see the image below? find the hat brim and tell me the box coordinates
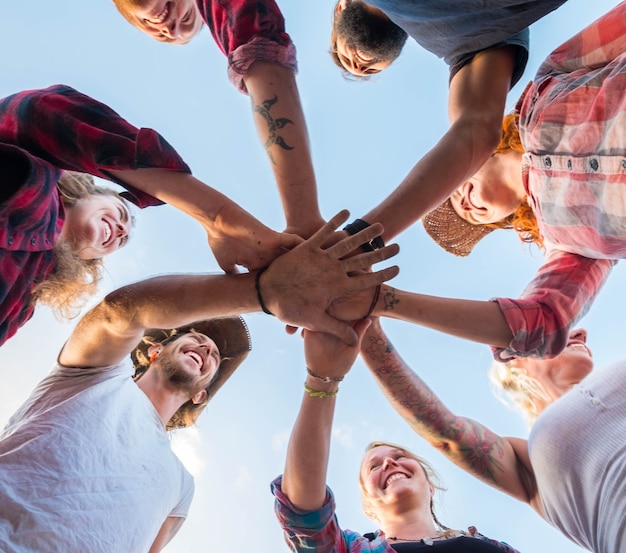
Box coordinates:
[422,198,495,257]
[131,316,251,403]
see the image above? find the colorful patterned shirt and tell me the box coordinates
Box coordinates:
[492,3,626,359]
[197,0,297,93]
[272,476,519,553]
[0,84,190,346]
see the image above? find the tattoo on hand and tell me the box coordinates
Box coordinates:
[252,94,294,164]
[383,287,399,312]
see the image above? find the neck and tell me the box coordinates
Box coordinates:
[380,511,438,542]
[135,369,187,427]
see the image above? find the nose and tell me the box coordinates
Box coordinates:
[382,456,399,470]
[116,222,128,239]
[351,58,369,75]
[160,21,179,39]
[570,328,588,343]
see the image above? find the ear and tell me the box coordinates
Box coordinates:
[147,343,162,357]
[337,0,350,13]
[191,389,208,405]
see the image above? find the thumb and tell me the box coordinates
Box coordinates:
[314,314,358,346]
[278,232,304,252]
[219,260,241,274]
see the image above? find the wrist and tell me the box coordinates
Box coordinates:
[343,218,385,252]
[304,376,339,396]
[254,267,274,316]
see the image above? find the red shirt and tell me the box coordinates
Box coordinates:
[197,0,297,92]
[0,84,190,346]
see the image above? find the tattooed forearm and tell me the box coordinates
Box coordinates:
[382,286,399,312]
[251,94,294,164]
[362,331,504,483]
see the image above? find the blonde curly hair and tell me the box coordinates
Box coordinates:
[490,360,551,426]
[30,172,131,320]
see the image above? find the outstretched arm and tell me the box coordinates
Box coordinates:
[360,319,536,505]
[245,62,325,238]
[329,283,512,348]
[360,47,516,241]
[60,212,399,368]
[108,168,301,273]
[282,319,371,511]
[203,0,324,238]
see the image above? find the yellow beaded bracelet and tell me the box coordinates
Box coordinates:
[304,382,338,398]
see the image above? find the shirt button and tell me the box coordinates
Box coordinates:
[544,157,552,168]
[590,158,599,170]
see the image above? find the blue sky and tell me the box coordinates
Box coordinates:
[1,0,622,551]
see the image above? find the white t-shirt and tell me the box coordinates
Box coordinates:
[0,359,194,553]
[529,361,626,553]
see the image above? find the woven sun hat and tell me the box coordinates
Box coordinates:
[422,198,495,257]
[131,316,251,403]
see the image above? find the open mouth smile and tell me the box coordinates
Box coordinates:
[384,472,408,488]
[148,3,171,23]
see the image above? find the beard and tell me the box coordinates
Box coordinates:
[336,2,408,64]
[158,357,208,396]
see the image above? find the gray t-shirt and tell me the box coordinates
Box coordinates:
[368,0,568,84]
[0,359,194,552]
[529,361,626,552]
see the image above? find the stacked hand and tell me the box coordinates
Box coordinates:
[261,210,399,345]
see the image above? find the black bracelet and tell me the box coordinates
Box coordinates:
[343,218,385,251]
[254,267,274,316]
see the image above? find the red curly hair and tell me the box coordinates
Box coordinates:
[486,113,544,249]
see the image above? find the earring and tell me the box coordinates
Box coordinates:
[149,352,158,364]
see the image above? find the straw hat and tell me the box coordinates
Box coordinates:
[131,316,251,403]
[422,198,495,257]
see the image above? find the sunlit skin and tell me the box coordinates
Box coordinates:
[515,328,593,408]
[151,332,221,389]
[449,151,525,225]
[60,194,132,259]
[335,35,393,75]
[130,0,203,44]
[360,446,433,515]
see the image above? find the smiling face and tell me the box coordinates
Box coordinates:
[114,0,203,44]
[332,0,407,76]
[360,445,434,519]
[153,331,221,395]
[60,194,132,260]
[515,329,593,398]
[449,152,526,226]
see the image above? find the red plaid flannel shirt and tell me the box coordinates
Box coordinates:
[0,84,190,346]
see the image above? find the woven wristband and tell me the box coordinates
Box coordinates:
[306,367,344,383]
[304,383,338,398]
[254,267,274,316]
[343,218,385,251]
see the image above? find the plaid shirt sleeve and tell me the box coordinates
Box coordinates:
[272,476,350,553]
[0,84,191,208]
[197,0,297,93]
[491,249,615,360]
